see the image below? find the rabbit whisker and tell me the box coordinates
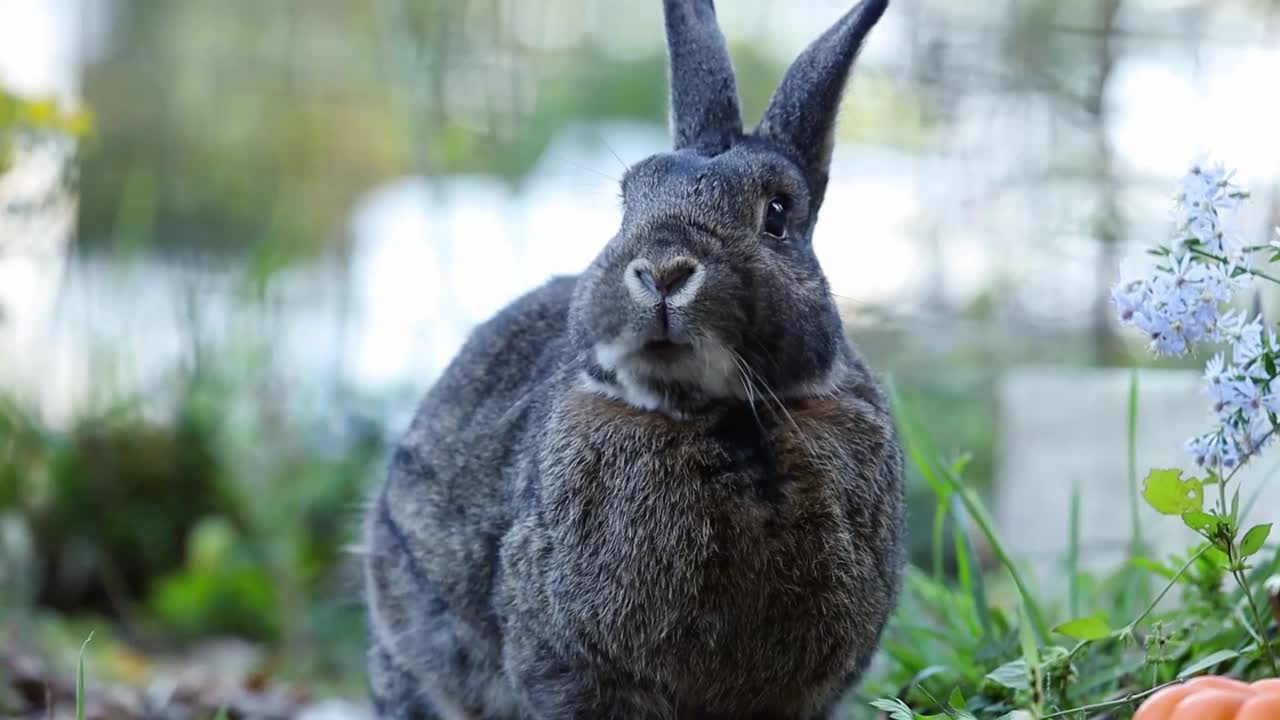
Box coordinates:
[730,348,823,458]
[728,352,763,431]
[731,349,799,432]
[599,136,629,172]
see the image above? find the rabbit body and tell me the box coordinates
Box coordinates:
[366,280,902,720]
[365,1,903,718]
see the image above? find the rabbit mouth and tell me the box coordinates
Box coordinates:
[639,339,694,363]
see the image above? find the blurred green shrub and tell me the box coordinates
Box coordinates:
[148,515,279,640]
[0,388,235,616]
[0,370,384,652]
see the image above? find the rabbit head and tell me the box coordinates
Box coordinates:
[569,0,889,415]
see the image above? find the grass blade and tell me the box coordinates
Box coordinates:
[77,631,94,720]
[932,495,948,582]
[1069,483,1081,618]
[943,464,1050,644]
[884,377,952,583]
[889,381,1050,644]
[953,496,992,638]
[1127,369,1142,556]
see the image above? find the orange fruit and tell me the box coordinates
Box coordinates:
[1167,689,1252,720]
[1134,684,1202,720]
[1237,695,1280,720]
[1182,676,1254,693]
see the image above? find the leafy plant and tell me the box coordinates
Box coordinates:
[859,383,1278,719]
[858,162,1280,719]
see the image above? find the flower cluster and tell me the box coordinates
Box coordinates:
[1111,257,1239,357]
[1112,164,1252,358]
[1114,163,1280,471]
[1186,333,1277,469]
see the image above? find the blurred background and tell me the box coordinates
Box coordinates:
[2,0,1280,717]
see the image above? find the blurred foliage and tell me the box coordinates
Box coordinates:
[77,2,404,256]
[74,0,929,260]
[0,88,92,174]
[2,390,233,614]
[0,361,382,686]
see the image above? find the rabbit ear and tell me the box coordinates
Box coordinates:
[663,0,743,154]
[755,0,888,209]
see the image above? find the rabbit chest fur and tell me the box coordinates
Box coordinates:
[500,379,902,718]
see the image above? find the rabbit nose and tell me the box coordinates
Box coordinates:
[654,262,696,296]
[625,257,704,306]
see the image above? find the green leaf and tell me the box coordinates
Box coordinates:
[905,665,952,688]
[1203,544,1231,568]
[1052,614,1113,641]
[1176,649,1241,679]
[985,658,1030,690]
[1018,603,1040,669]
[1142,469,1204,515]
[948,687,965,711]
[1240,523,1272,558]
[1182,511,1218,534]
[869,698,916,720]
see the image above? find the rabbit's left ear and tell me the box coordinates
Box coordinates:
[663,0,743,155]
[755,0,888,211]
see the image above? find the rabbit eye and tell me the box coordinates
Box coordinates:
[763,198,788,239]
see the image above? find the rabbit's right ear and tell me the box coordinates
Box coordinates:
[755,0,888,212]
[663,0,743,155]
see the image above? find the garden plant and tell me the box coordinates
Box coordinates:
[865,164,1280,719]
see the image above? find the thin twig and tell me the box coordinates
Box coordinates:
[1211,443,1279,672]
[1124,544,1210,631]
[1230,563,1280,674]
[1041,679,1183,719]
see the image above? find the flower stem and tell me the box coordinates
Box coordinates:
[1229,558,1280,675]
[1188,247,1280,285]
[1125,545,1210,632]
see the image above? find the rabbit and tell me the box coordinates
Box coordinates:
[362,0,905,718]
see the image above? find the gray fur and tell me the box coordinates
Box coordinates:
[664,0,742,154]
[364,2,902,718]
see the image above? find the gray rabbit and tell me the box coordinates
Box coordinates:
[363,1,904,718]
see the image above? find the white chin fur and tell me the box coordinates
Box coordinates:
[593,338,737,405]
[585,339,846,414]
[578,369,672,415]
